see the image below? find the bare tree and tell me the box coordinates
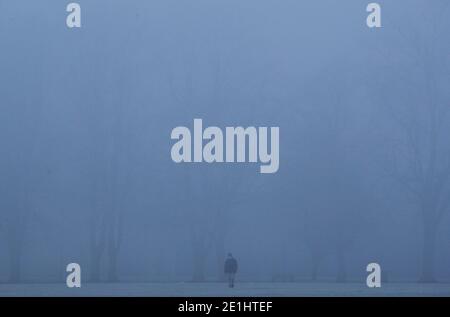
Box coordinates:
[376,2,450,282]
[84,37,133,283]
[3,52,46,283]
[168,53,258,281]
[298,63,371,282]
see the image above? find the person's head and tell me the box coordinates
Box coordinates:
[227,253,233,258]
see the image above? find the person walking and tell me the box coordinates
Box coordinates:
[224,253,238,288]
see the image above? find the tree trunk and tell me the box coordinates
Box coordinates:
[419,221,438,282]
[310,252,320,281]
[193,256,206,282]
[8,243,22,283]
[107,244,119,282]
[215,237,226,282]
[336,248,347,283]
[90,249,102,282]
[192,242,207,282]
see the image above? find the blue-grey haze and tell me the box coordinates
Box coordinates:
[0,0,449,291]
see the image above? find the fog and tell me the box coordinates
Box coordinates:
[0,0,450,285]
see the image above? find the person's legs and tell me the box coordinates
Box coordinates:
[231,273,235,288]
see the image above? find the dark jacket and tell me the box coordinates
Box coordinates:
[224,257,238,274]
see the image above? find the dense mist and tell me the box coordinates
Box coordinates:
[0,0,449,287]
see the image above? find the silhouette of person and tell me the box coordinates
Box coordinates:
[224,253,238,288]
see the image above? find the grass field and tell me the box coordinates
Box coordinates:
[0,282,449,297]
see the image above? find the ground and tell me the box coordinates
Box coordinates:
[0,282,449,296]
